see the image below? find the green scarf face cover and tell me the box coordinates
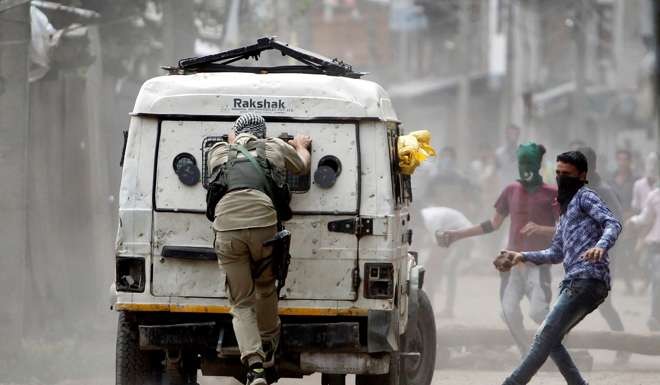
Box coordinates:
[517,142,543,192]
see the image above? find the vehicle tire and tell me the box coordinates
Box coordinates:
[400,290,436,385]
[116,312,164,385]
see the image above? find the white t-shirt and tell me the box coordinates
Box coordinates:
[630,188,660,244]
[632,177,655,212]
[420,207,472,238]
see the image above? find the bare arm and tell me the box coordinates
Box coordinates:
[536,226,556,237]
[288,134,312,173]
[520,222,556,238]
[628,193,656,228]
[437,211,505,247]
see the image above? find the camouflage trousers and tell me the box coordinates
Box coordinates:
[215,225,280,363]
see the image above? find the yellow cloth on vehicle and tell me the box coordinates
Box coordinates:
[397,130,436,175]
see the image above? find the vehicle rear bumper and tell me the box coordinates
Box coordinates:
[138,321,364,352]
[139,321,391,376]
[114,301,370,316]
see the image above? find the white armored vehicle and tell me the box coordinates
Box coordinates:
[112,37,435,385]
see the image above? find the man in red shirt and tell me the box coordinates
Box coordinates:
[439,142,559,356]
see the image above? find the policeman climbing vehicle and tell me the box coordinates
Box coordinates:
[112,37,435,385]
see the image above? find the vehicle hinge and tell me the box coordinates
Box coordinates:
[328,217,385,237]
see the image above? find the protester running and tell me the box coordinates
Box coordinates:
[439,142,558,356]
[498,150,622,385]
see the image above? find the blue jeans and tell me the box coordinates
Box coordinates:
[503,278,608,385]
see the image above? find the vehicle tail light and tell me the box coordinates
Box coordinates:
[116,257,145,292]
[364,263,394,299]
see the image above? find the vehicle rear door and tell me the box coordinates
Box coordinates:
[151,119,360,300]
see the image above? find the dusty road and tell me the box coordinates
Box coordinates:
[200,265,660,385]
[199,370,660,384]
[5,369,658,385]
[2,273,658,385]
[146,369,660,385]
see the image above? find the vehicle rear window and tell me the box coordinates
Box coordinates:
[201,134,310,193]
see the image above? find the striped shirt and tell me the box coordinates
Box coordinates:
[522,187,622,289]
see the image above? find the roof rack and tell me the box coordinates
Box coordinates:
[164,37,366,79]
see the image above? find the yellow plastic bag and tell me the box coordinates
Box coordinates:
[397,130,436,175]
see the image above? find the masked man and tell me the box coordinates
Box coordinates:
[500,151,622,385]
[439,142,559,356]
[207,113,311,385]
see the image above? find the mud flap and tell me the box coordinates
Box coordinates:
[367,309,399,352]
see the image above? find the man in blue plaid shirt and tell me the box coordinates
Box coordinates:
[500,151,622,385]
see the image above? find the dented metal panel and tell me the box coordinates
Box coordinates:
[116,117,159,258]
[155,120,221,212]
[357,121,411,333]
[280,216,357,300]
[151,212,223,297]
[151,212,359,300]
[266,121,359,214]
[358,121,396,216]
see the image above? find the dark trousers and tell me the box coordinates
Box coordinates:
[502,279,608,385]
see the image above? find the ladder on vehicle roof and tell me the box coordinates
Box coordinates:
[164,36,366,79]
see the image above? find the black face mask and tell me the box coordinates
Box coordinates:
[556,175,586,213]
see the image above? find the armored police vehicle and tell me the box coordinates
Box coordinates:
[112,37,435,385]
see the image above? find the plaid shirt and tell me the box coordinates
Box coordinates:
[522,187,622,289]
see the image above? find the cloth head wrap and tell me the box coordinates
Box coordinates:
[233,113,267,139]
[517,142,544,191]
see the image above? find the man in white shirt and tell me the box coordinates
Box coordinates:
[628,183,660,331]
[421,207,473,318]
[632,152,658,212]
[632,152,659,296]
